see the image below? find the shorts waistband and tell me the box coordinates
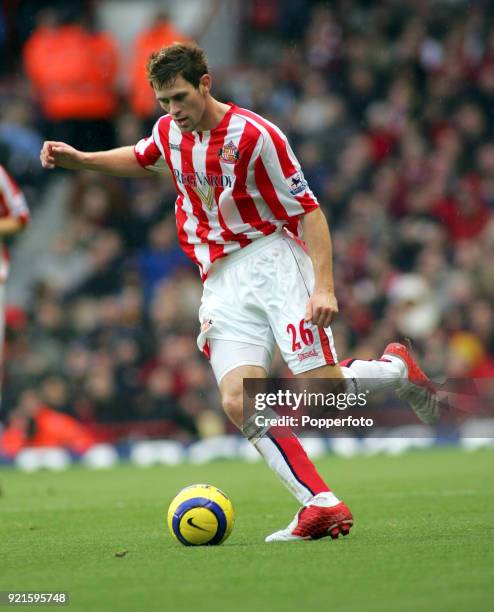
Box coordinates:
[209,231,285,275]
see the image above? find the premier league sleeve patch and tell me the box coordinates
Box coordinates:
[287,171,308,196]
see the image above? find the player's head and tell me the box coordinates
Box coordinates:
[147,43,211,132]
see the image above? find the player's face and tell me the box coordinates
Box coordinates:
[153,75,209,132]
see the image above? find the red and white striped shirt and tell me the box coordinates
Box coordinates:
[134,103,319,279]
[0,165,30,283]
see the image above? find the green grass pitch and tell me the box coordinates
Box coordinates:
[1,448,493,612]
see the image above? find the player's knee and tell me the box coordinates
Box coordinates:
[220,391,244,427]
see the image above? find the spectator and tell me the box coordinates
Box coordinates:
[0,99,44,189]
[433,174,490,243]
[0,389,95,458]
[136,216,192,305]
[23,8,119,150]
[128,12,191,122]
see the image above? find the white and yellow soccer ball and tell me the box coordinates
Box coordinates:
[167,484,235,546]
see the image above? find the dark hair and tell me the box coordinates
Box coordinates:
[146,43,209,89]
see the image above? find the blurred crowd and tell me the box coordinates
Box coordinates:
[1,0,493,455]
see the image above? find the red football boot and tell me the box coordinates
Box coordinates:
[265,497,353,542]
[383,342,440,424]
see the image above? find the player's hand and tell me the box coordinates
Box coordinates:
[40,141,84,170]
[305,290,339,328]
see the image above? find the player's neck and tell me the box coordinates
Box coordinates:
[195,97,231,133]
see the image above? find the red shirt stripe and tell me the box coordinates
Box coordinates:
[232,120,277,237]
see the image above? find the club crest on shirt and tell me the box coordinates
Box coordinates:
[287,171,307,196]
[218,141,240,164]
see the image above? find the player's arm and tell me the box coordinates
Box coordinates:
[301,207,338,328]
[0,167,30,235]
[40,142,153,177]
[0,217,28,236]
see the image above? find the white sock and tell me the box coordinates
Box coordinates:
[310,491,341,507]
[340,355,406,393]
[253,431,332,506]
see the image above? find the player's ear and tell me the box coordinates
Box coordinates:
[199,74,211,96]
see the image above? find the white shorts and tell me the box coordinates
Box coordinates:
[197,232,338,382]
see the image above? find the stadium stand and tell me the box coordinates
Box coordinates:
[0,0,493,455]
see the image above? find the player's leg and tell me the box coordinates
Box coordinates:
[198,237,346,507]
[211,340,336,507]
[233,239,352,541]
[218,360,352,542]
[263,238,435,541]
[284,329,438,422]
[276,236,439,423]
[304,349,439,425]
[250,361,354,542]
[196,244,337,515]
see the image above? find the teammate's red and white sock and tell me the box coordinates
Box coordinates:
[339,355,406,393]
[253,425,340,506]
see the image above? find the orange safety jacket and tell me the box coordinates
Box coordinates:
[24,24,119,120]
[129,22,191,118]
[1,406,96,457]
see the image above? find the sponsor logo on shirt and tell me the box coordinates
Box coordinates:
[218,140,240,164]
[173,170,234,189]
[287,171,307,196]
[173,170,234,210]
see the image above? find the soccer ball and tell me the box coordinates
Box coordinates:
[167,484,235,546]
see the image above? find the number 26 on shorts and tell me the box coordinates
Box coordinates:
[286,319,315,352]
